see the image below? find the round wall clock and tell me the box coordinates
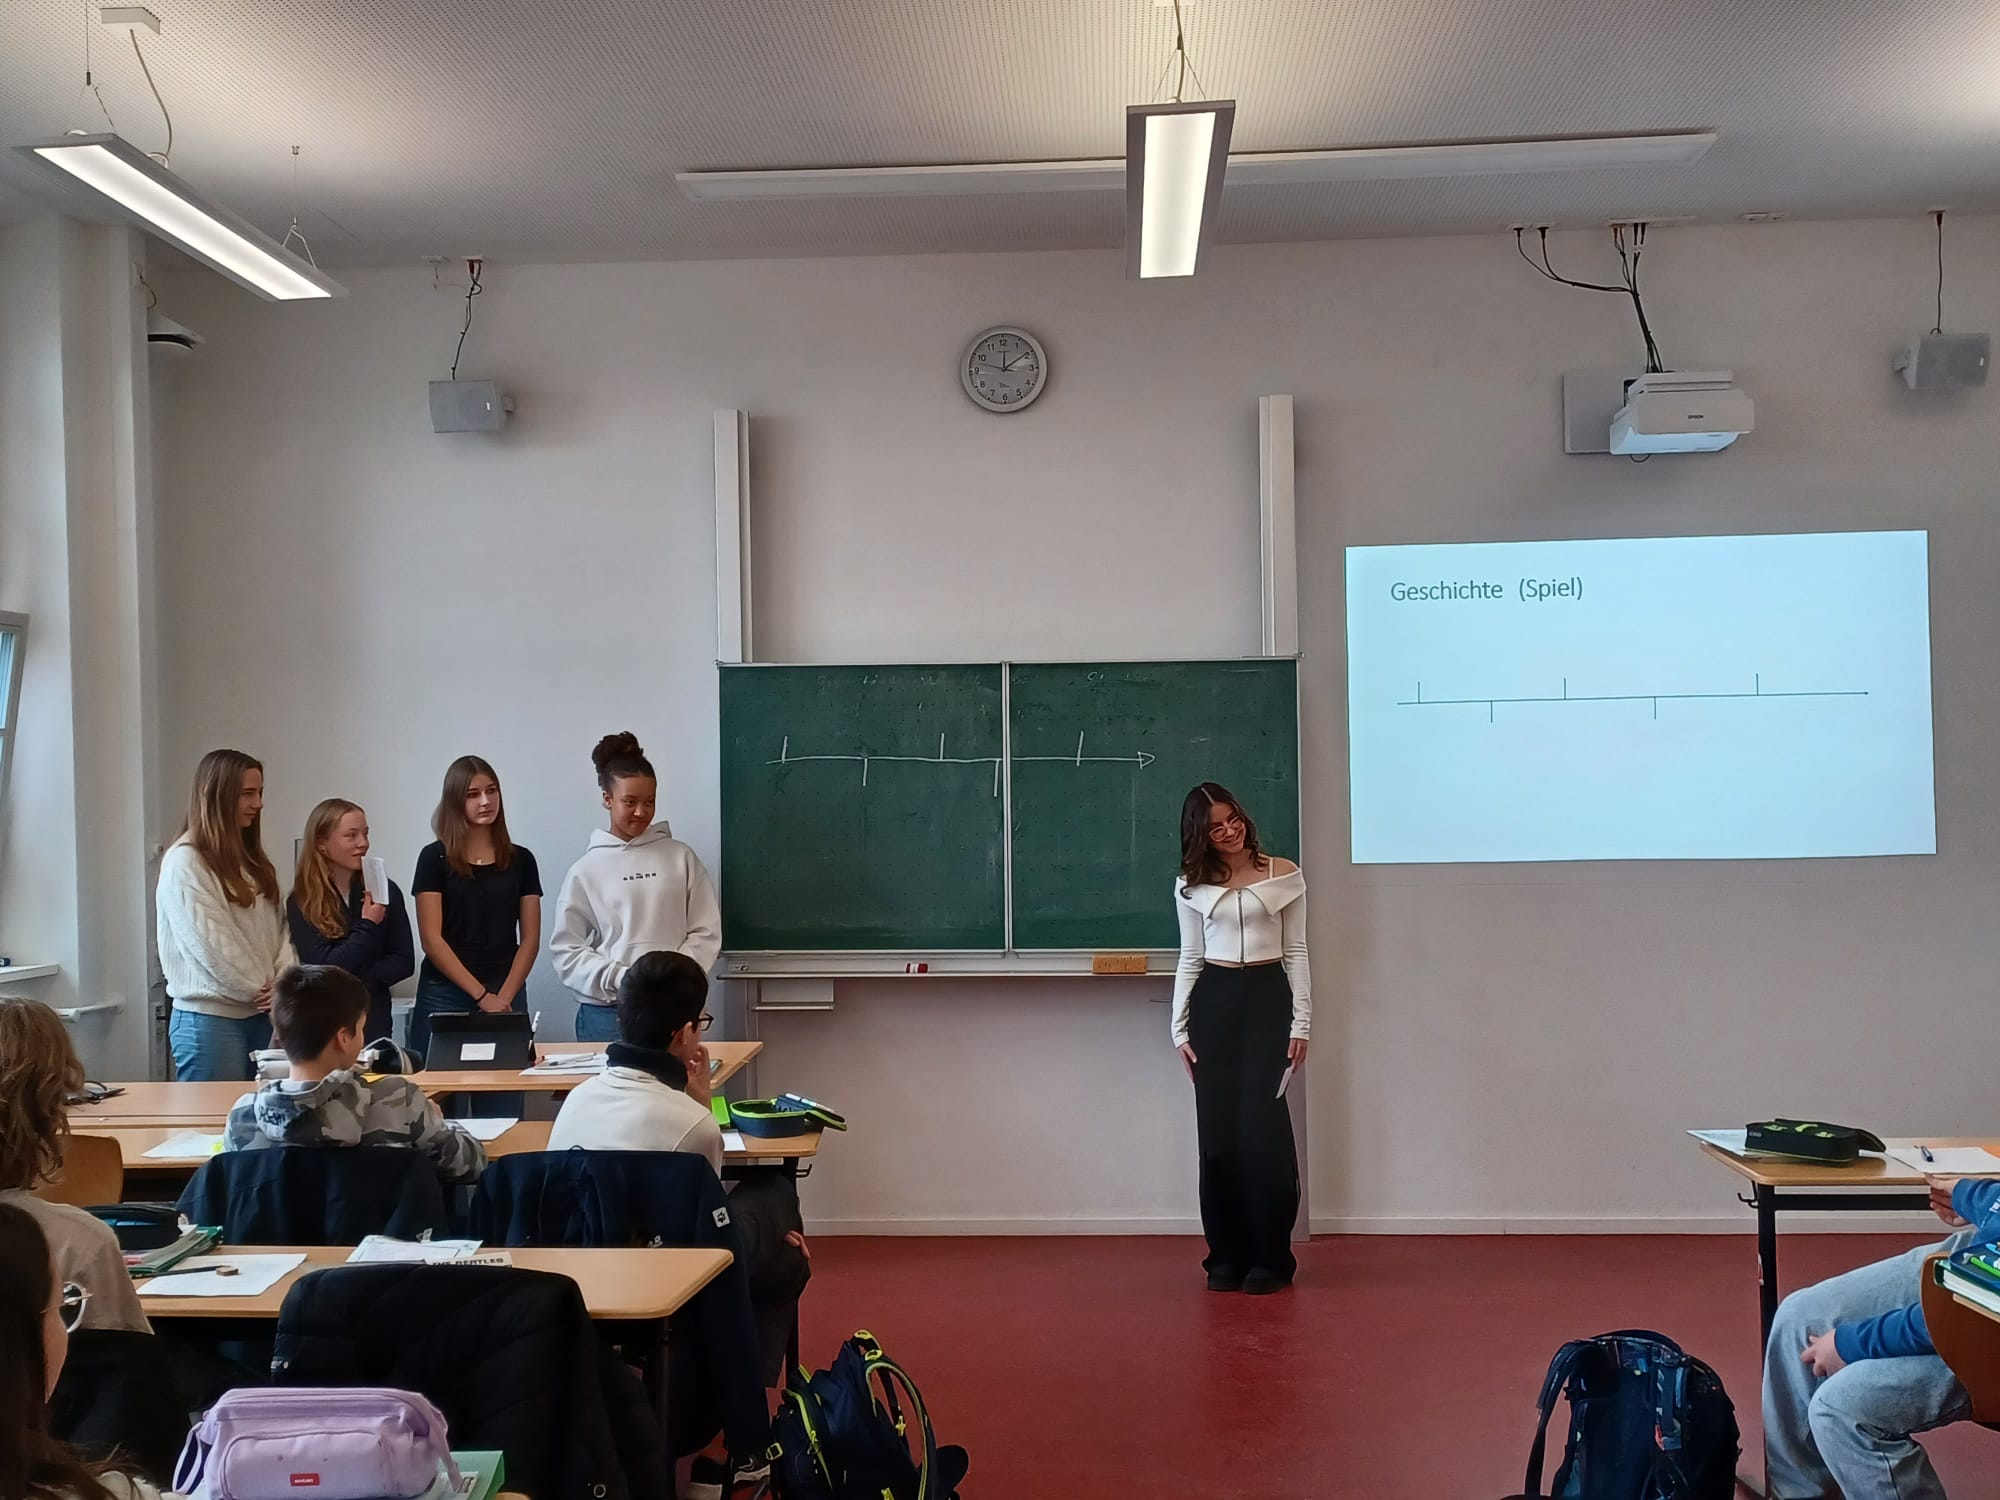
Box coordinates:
[961,327,1048,412]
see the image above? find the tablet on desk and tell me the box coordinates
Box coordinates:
[425,1012,534,1070]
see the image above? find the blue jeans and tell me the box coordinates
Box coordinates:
[573,1002,621,1043]
[409,972,525,1064]
[168,1008,272,1081]
[1763,1232,1974,1499]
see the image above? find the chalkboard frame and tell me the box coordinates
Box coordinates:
[718,656,1302,972]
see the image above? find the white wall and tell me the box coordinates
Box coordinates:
[0,220,83,1016]
[153,217,2000,1230]
[0,217,159,1078]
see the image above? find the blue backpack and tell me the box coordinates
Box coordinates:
[1513,1330,1738,1499]
[769,1332,968,1500]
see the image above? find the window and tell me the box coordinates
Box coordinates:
[0,614,23,819]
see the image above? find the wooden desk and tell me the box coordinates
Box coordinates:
[1922,1255,2000,1424]
[72,1082,257,1127]
[102,1118,821,1183]
[1695,1136,1996,1358]
[76,1040,761,1122]
[139,1243,730,1320]
[406,1039,760,1096]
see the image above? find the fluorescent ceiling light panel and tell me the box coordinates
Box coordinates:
[17,134,343,300]
[675,132,1716,202]
[678,159,1125,199]
[1126,100,1234,279]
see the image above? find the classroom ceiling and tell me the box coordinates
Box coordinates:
[0,0,1997,267]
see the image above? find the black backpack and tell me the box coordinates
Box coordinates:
[769,1332,969,1500]
[1510,1330,1738,1499]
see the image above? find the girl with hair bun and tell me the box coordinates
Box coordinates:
[551,733,720,1043]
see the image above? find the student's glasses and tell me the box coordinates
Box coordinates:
[59,1282,88,1333]
[698,1014,714,1032]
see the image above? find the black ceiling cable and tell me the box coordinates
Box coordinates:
[1932,210,1945,336]
[1515,224,1666,373]
[449,258,484,380]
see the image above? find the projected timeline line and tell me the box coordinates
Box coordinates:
[1399,674,1869,723]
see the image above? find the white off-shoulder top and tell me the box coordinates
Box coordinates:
[1169,867,1311,1046]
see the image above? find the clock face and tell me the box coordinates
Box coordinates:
[961,327,1048,412]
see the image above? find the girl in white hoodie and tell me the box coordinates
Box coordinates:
[551,733,721,1042]
[157,749,297,1080]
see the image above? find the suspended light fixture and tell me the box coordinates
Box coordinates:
[19,134,343,300]
[1126,100,1234,278]
[1126,1,1233,279]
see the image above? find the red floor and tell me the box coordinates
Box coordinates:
[796,1233,2000,1498]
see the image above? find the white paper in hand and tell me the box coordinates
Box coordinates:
[362,856,390,906]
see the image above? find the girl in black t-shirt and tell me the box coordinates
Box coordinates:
[409,755,542,1062]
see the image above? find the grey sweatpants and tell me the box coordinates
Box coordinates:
[1762,1233,1973,1500]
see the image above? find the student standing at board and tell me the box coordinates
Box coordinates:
[287,798,415,1044]
[409,756,542,1062]
[158,749,298,1081]
[1171,781,1310,1294]
[552,733,721,1043]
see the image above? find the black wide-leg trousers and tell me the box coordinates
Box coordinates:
[1188,961,1301,1280]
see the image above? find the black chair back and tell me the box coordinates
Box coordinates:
[177,1146,450,1244]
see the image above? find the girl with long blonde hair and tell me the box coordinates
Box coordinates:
[286,799,414,1043]
[409,756,541,1061]
[157,749,297,1080]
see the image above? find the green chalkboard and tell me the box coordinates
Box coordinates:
[1009,660,1300,950]
[719,665,1006,949]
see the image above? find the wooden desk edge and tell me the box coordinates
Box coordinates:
[139,1245,734,1320]
[1692,1138,1979,1188]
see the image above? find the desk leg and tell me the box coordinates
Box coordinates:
[650,1318,673,1453]
[1737,1186,1779,1499]
[1756,1184,1779,1355]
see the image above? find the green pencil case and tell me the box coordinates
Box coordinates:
[1746,1118,1886,1163]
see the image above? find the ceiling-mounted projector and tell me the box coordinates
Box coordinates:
[1609,370,1753,454]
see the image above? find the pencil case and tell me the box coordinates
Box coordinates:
[732,1093,849,1139]
[1745,1119,1886,1163]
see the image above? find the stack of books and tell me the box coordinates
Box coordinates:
[124,1226,222,1278]
[1937,1248,2000,1316]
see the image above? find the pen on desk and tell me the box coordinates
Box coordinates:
[531,1011,541,1034]
[1919,1145,1935,1163]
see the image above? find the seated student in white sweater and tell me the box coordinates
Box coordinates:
[156,749,298,1081]
[549,951,810,1389]
[550,733,721,1044]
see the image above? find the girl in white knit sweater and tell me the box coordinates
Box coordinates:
[157,749,296,1081]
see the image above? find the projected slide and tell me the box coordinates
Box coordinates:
[1346,531,1935,864]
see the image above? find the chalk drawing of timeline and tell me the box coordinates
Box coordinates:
[767,734,1156,796]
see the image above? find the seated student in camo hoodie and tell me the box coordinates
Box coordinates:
[1763,1173,2000,1500]
[224,965,486,1184]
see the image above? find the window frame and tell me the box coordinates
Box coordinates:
[0,613,25,819]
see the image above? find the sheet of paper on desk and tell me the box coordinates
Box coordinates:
[348,1236,485,1264]
[1687,1129,1789,1159]
[451,1117,520,1142]
[142,1132,226,1159]
[521,1053,606,1075]
[137,1254,305,1297]
[721,1130,747,1152]
[1885,1146,2000,1175]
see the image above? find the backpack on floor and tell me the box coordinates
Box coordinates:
[1509,1330,1738,1500]
[768,1332,968,1500]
